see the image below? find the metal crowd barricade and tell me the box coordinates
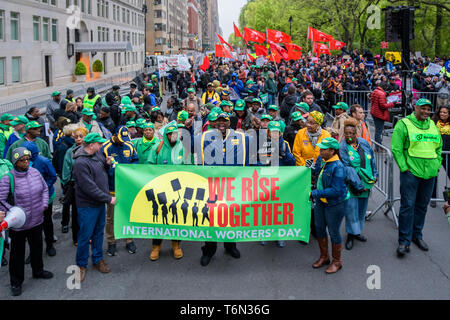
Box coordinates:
[365,140,399,228]
[341,90,372,112]
[412,91,444,112]
[430,150,450,203]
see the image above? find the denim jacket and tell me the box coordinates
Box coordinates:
[311,155,348,206]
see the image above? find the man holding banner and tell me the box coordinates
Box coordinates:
[199,112,250,266]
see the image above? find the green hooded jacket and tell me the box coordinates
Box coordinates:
[0,124,13,157]
[391,113,443,180]
[61,144,77,186]
[133,136,161,164]
[148,128,185,165]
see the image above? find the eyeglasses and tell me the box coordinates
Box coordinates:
[17,157,30,163]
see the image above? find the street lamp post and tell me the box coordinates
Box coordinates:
[289,16,293,37]
[142,4,148,65]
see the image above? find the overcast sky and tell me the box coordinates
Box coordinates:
[218,0,248,40]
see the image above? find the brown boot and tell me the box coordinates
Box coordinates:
[171,241,183,259]
[325,243,342,274]
[150,245,161,261]
[312,237,330,268]
[79,267,86,282]
[93,260,110,273]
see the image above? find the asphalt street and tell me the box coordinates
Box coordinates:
[0,95,449,300]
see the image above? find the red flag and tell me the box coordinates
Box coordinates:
[215,44,233,59]
[217,34,233,52]
[247,53,256,62]
[199,55,210,72]
[308,27,333,42]
[330,39,346,50]
[268,40,289,61]
[254,44,268,57]
[267,29,291,43]
[313,42,331,56]
[269,50,281,63]
[234,23,243,39]
[243,27,266,44]
[285,43,302,60]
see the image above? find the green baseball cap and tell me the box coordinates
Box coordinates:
[121,96,132,105]
[317,137,340,150]
[295,102,310,112]
[126,121,136,128]
[177,110,189,122]
[208,112,218,122]
[332,102,349,111]
[416,98,433,107]
[25,121,43,131]
[268,121,282,132]
[151,107,161,112]
[81,108,95,116]
[165,124,178,135]
[292,78,298,82]
[10,116,30,126]
[261,114,273,121]
[51,91,61,97]
[1,113,14,121]
[220,100,233,108]
[211,107,222,114]
[135,118,147,128]
[278,120,286,133]
[187,88,195,93]
[151,74,157,79]
[84,132,107,144]
[146,82,154,88]
[268,105,279,111]
[217,112,230,121]
[234,100,245,111]
[246,80,255,86]
[291,111,304,122]
[142,122,155,130]
[205,102,216,111]
[122,104,137,113]
[252,98,262,104]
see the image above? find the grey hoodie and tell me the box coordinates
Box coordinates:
[72,145,112,208]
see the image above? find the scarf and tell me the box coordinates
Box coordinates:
[306,126,322,149]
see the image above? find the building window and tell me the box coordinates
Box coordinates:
[81,0,85,13]
[105,2,109,19]
[43,17,49,41]
[12,57,20,83]
[88,0,92,14]
[0,11,3,41]
[52,19,58,42]
[66,0,70,8]
[33,16,40,41]
[98,27,101,42]
[114,53,117,66]
[0,58,4,85]
[106,28,109,41]
[42,0,49,3]
[51,0,57,5]
[10,12,19,41]
[122,8,125,22]
[97,0,101,17]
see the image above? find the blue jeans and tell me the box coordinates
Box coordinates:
[268,94,276,106]
[314,200,346,244]
[345,197,369,235]
[76,205,106,268]
[398,171,435,246]
[373,117,384,146]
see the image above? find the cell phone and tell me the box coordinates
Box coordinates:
[443,188,450,202]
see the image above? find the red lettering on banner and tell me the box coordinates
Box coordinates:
[207,203,217,227]
[226,178,235,201]
[270,178,280,201]
[283,203,294,225]
[208,177,226,201]
[273,203,282,225]
[251,203,261,226]
[229,203,240,227]
[242,178,252,201]
[217,203,228,227]
[258,178,270,201]
[241,204,250,227]
[262,204,272,226]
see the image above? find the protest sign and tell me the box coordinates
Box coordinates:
[424,63,442,76]
[115,165,311,242]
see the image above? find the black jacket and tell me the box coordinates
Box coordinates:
[98,116,116,134]
[280,94,299,123]
[73,146,112,208]
[284,123,302,150]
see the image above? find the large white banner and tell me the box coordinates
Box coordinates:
[157,55,192,76]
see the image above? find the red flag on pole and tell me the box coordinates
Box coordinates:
[329,39,346,50]
[234,23,243,39]
[267,29,291,43]
[308,27,333,42]
[285,43,302,60]
[254,44,268,57]
[215,44,233,59]
[243,27,266,43]
[268,40,289,61]
[247,53,256,62]
[217,34,233,52]
[199,55,210,71]
[313,42,331,56]
[269,50,281,63]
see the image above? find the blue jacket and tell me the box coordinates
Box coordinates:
[311,155,348,206]
[3,132,21,158]
[101,139,139,191]
[227,73,244,97]
[339,138,378,180]
[22,141,57,202]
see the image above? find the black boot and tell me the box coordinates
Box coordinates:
[345,234,354,250]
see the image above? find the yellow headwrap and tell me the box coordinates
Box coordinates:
[310,111,324,126]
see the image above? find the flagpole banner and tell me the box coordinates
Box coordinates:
[115,165,311,242]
